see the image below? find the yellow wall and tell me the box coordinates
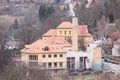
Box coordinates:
[83,37,90,43]
[93,48,102,64]
[57,28,72,37]
[42,28,91,44]
[21,53,29,64]
[21,52,66,69]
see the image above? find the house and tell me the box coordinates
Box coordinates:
[42,20,92,49]
[112,38,120,56]
[21,36,72,76]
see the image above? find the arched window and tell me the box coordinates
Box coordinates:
[44,46,49,51]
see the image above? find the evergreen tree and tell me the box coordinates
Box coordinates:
[13,19,19,29]
[7,0,9,3]
[39,4,55,21]
[55,0,61,4]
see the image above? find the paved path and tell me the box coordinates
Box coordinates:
[104,62,120,73]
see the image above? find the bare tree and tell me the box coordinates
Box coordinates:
[0,24,10,70]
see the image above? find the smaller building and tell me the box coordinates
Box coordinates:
[42,21,92,45]
[112,38,120,56]
[66,43,102,71]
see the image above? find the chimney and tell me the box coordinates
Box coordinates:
[72,17,78,51]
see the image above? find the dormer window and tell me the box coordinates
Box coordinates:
[44,46,49,51]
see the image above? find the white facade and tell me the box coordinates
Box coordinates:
[66,43,101,70]
[112,39,120,56]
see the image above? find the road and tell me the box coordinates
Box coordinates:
[104,62,120,73]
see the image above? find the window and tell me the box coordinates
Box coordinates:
[43,63,46,68]
[64,31,67,35]
[29,55,38,60]
[59,62,63,67]
[54,54,57,57]
[44,47,49,51]
[60,31,62,35]
[29,62,38,67]
[59,54,63,57]
[54,70,58,74]
[42,55,46,58]
[48,55,51,58]
[69,31,71,35]
[67,57,75,70]
[48,63,52,68]
[54,62,57,68]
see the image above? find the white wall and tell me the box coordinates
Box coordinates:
[112,44,120,56]
[66,43,98,70]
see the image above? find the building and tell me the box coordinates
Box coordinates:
[21,36,72,76]
[112,38,120,56]
[42,20,92,51]
[66,43,102,71]
[21,17,102,75]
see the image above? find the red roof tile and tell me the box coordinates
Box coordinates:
[77,25,91,37]
[109,31,120,41]
[42,29,57,37]
[42,22,91,37]
[45,36,72,47]
[21,37,72,54]
[57,21,72,29]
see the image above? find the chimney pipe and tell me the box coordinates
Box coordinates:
[72,17,78,51]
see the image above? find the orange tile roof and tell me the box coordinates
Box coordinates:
[42,29,57,37]
[109,31,120,41]
[43,22,91,37]
[77,25,91,37]
[57,21,72,29]
[21,37,72,54]
[45,36,72,47]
